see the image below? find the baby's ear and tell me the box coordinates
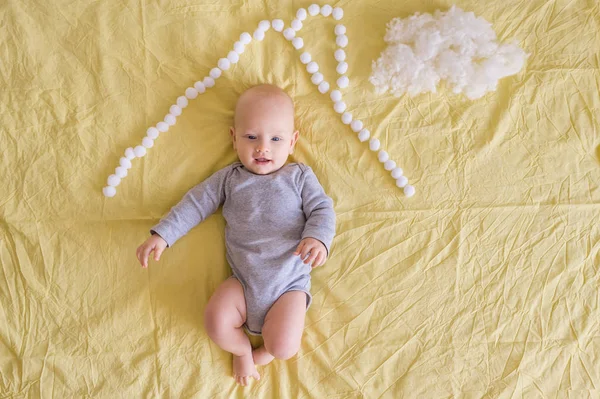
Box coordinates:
[229,127,236,149]
[289,130,299,154]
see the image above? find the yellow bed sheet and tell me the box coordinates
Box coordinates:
[1,0,600,397]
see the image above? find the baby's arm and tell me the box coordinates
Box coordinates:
[297,166,336,267]
[136,166,230,267]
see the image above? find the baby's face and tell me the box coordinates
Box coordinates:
[231,88,299,175]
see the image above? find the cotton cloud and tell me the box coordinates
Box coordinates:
[370,6,527,100]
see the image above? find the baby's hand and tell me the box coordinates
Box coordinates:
[294,238,327,268]
[136,234,168,268]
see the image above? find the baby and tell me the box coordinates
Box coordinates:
[136,84,336,386]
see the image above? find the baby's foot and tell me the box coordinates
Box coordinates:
[233,352,260,386]
[252,345,275,366]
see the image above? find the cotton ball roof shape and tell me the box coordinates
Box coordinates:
[369,6,527,99]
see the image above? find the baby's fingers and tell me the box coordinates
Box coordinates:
[154,245,165,261]
[304,248,319,265]
[141,245,154,268]
[313,252,325,268]
[136,246,144,267]
[294,241,305,255]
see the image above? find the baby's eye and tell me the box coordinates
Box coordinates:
[272,137,282,142]
[247,135,257,140]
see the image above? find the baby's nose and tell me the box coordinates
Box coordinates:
[255,144,270,153]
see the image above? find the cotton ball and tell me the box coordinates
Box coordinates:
[308,4,320,16]
[336,34,348,48]
[203,77,215,88]
[194,81,206,94]
[296,8,307,21]
[391,167,404,179]
[334,24,346,35]
[227,51,239,64]
[115,166,128,178]
[283,28,295,40]
[369,138,380,151]
[336,62,348,74]
[185,87,198,99]
[318,81,330,94]
[176,96,188,109]
[337,75,349,88]
[125,147,135,160]
[335,49,346,62]
[300,52,311,64]
[378,150,389,162]
[271,20,284,34]
[292,37,304,49]
[291,19,303,31]
[258,20,270,31]
[306,61,319,73]
[134,146,147,157]
[341,112,352,124]
[157,122,169,132]
[210,68,222,79]
[334,101,346,113]
[350,120,363,132]
[330,90,342,102]
[253,29,265,41]
[103,186,116,197]
[120,157,132,169]
[240,32,252,44]
[404,185,416,197]
[218,58,231,70]
[311,72,324,85]
[321,4,332,17]
[233,41,245,54]
[332,7,343,20]
[358,129,370,142]
[164,114,176,126]
[146,127,159,139]
[108,174,121,187]
[142,137,153,149]
[384,160,396,170]
[169,105,182,116]
[396,176,408,188]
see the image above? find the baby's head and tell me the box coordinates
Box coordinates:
[230,84,299,175]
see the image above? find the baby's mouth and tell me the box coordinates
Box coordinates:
[254,158,271,164]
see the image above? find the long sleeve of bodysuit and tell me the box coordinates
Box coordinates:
[298,166,336,254]
[149,166,231,247]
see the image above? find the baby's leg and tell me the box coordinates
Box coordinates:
[204,277,259,386]
[260,291,307,360]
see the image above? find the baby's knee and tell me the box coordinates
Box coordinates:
[265,337,300,360]
[204,306,232,339]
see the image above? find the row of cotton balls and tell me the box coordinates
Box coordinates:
[335,104,415,197]
[103,4,414,198]
[102,26,260,197]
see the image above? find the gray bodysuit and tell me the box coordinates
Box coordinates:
[150,162,336,334]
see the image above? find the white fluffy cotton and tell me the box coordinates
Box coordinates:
[318,81,330,93]
[146,127,159,139]
[169,105,182,116]
[292,37,304,49]
[358,129,370,142]
[334,49,346,62]
[291,19,303,31]
[341,112,352,124]
[300,52,311,64]
[103,186,117,197]
[369,6,527,99]
[176,96,188,109]
[272,19,284,32]
[311,72,324,85]
[120,157,132,169]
